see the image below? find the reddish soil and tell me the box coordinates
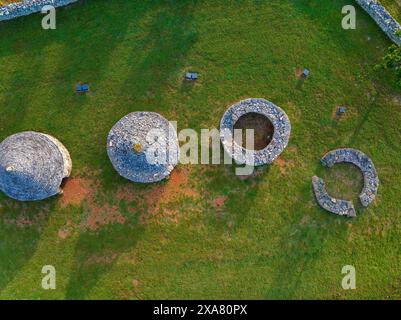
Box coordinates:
[2,204,50,229]
[61,178,94,207]
[85,203,126,232]
[86,252,119,265]
[295,68,304,78]
[213,196,228,208]
[5,168,199,232]
[132,279,141,287]
[57,220,74,239]
[275,156,294,175]
[58,228,70,239]
[139,167,199,224]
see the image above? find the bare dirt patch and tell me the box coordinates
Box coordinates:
[132,279,141,287]
[295,68,303,78]
[147,167,198,212]
[58,220,75,239]
[60,175,126,232]
[59,169,198,230]
[331,105,356,121]
[213,196,228,209]
[86,251,118,265]
[391,95,401,106]
[275,156,294,175]
[139,167,199,224]
[58,228,70,239]
[2,202,50,229]
[116,184,137,203]
[85,203,126,232]
[61,178,94,207]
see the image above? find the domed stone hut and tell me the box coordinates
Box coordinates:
[107,112,180,183]
[0,131,72,201]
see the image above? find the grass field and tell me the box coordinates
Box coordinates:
[0,0,400,299]
[380,0,401,21]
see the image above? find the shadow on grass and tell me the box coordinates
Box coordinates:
[99,0,198,190]
[201,161,270,231]
[348,101,377,146]
[65,0,198,298]
[0,197,56,293]
[264,159,362,298]
[289,0,373,52]
[264,182,333,299]
[65,208,144,299]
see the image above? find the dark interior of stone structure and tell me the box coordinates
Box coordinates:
[233,112,274,150]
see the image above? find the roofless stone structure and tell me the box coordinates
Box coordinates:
[220,98,291,166]
[312,148,379,217]
[312,176,357,218]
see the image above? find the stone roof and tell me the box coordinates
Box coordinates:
[107,112,179,183]
[0,131,71,201]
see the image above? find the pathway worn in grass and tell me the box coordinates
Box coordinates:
[0,0,400,299]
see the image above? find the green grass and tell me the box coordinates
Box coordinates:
[380,0,401,22]
[0,0,400,299]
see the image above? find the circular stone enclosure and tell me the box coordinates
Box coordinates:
[220,98,291,166]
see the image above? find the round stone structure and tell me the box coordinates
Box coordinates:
[320,148,379,207]
[220,98,291,166]
[0,131,72,201]
[107,112,180,183]
[312,148,379,218]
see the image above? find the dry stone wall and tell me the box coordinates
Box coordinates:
[0,0,78,22]
[357,0,401,45]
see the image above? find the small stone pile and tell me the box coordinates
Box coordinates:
[220,98,291,166]
[357,0,401,46]
[321,148,379,207]
[0,0,78,22]
[312,176,356,218]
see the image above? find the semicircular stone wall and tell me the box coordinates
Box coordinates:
[312,148,379,218]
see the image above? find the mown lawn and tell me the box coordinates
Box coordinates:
[0,0,400,299]
[380,0,401,21]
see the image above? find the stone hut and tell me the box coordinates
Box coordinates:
[107,112,179,183]
[0,131,72,201]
